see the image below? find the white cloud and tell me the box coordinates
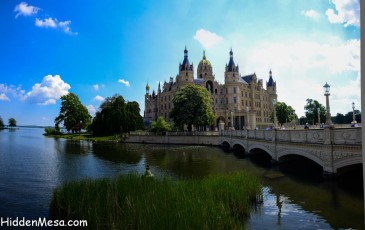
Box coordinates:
[0,93,10,101]
[35,17,57,28]
[118,79,130,87]
[194,29,223,49]
[35,17,77,35]
[325,0,360,27]
[244,38,360,116]
[93,84,99,91]
[93,95,104,102]
[87,105,96,116]
[22,75,71,105]
[0,84,23,98]
[249,39,359,74]
[301,10,320,20]
[14,2,40,18]
[37,99,56,106]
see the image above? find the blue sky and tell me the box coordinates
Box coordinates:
[0,0,360,126]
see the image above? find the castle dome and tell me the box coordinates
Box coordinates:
[198,51,211,67]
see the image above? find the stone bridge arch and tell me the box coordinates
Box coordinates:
[277,148,326,171]
[334,155,363,172]
[247,144,275,159]
[231,140,247,151]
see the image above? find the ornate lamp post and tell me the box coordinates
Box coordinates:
[317,107,321,126]
[323,82,333,126]
[351,102,357,125]
[272,98,278,129]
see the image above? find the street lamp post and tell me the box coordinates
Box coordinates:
[351,102,357,125]
[317,107,321,126]
[323,82,333,126]
[272,98,278,129]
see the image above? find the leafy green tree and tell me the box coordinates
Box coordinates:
[90,94,144,135]
[55,93,91,133]
[274,102,297,126]
[170,84,214,131]
[0,116,4,128]
[333,113,346,124]
[8,118,16,127]
[150,116,172,133]
[334,110,361,124]
[304,99,326,125]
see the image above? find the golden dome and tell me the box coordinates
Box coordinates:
[198,51,211,67]
[146,82,150,91]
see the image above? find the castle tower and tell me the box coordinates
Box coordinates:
[224,48,239,83]
[266,69,277,95]
[176,46,194,85]
[197,50,214,94]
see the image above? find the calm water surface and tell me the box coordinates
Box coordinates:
[0,128,363,229]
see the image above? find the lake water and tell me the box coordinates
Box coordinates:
[0,128,363,229]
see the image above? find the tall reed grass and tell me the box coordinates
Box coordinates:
[50,172,261,229]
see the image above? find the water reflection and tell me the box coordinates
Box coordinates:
[0,128,363,229]
[92,143,142,164]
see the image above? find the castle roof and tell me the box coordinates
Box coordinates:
[180,46,193,71]
[198,50,211,67]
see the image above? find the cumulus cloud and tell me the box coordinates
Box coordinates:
[325,0,360,27]
[301,9,320,20]
[14,2,40,18]
[0,84,24,98]
[194,29,223,49]
[35,17,77,34]
[118,79,130,87]
[37,99,56,106]
[245,38,360,116]
[86,105,96,116]
[22,75,71,105]
[0,93,10,101]
[93,95,105,102]
[250,39,359,74]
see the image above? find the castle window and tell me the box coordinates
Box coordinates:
[186,73,188,76]
[215,89,217,95]
[233,97,237,103]
[233,87,237,94]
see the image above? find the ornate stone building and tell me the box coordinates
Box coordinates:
[144,47,277,130]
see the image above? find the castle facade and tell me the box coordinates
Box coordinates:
[144,47,277,130]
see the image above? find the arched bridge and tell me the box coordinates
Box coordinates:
[220,127,362,175]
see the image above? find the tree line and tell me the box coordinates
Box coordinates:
[53,93,143,135]
[0,117,17,128]
[52,87,361,136]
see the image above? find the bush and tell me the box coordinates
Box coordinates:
[44,127,62,135]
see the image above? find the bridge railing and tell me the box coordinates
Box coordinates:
[221,127,362,145]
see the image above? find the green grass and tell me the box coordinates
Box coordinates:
[50,173,261,229]
[44,132,121,142]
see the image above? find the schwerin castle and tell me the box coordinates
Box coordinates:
[144,47,277,130]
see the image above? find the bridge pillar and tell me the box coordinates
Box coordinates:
[322,171,336,179]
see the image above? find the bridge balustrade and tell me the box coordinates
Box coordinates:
[221,127,362,145]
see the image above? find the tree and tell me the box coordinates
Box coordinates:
[274,102,297,126]
[55,93,91,133]
[170,84,214,131]
[304,99,326,125]
[90,94,144,135]
[8,118,16,127]
[334,110,362,124]
[0,116,4,128]
[150,116,172,133]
